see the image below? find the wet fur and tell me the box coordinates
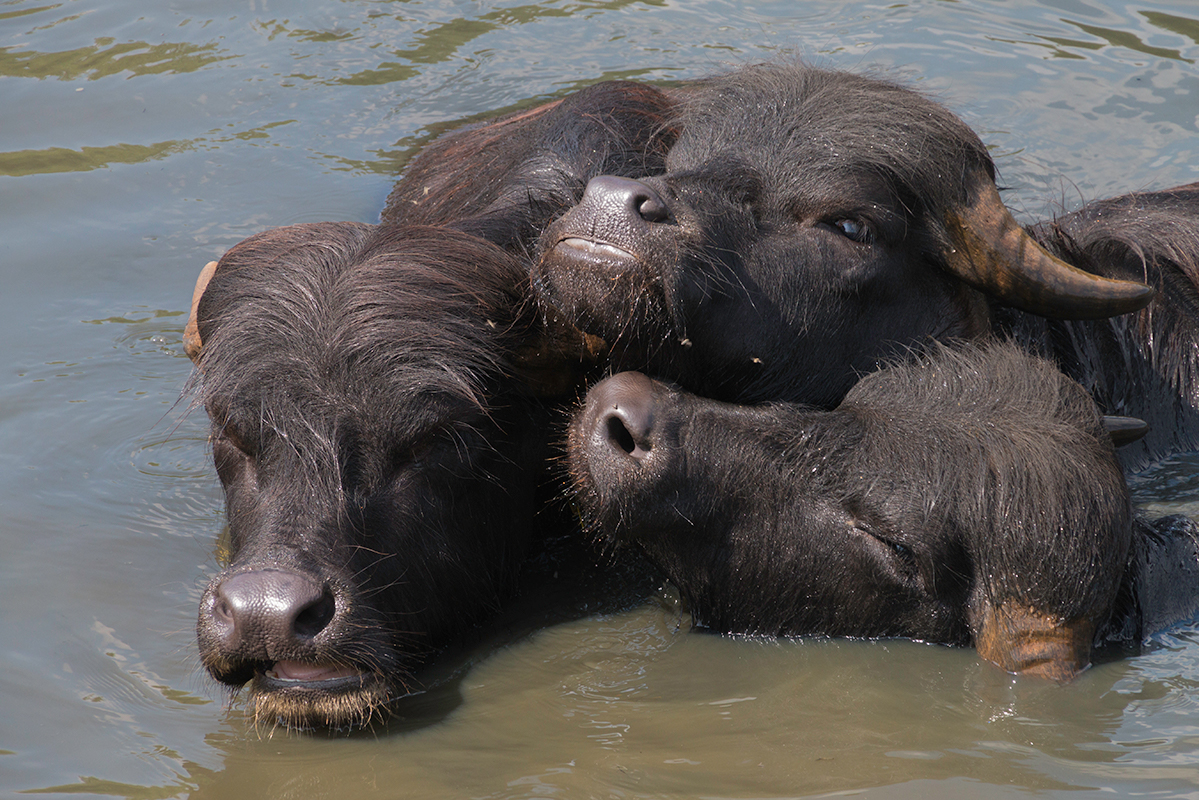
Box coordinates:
[191,223,549,729]
[569,342,1133,644]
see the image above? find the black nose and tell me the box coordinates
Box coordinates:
[587,372,659,462]
[210,569,335,657]
[581,176,671,224]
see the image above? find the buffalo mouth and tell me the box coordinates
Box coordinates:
[242,661,395,731]
[259,659,368,691]
[545,232,640,271]
[553,235,636,263]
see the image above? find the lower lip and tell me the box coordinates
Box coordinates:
[262,660,365,687]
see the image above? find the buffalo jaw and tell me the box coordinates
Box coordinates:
[249,669,388,733]
[535,176,677,374]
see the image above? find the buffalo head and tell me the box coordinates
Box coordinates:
[536,63,1152,406]
[568,342,1136,681]
[185,222,578,729]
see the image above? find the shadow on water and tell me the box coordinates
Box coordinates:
[197,514,665,729]
[178,535,672,797]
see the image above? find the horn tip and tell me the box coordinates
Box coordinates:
[1103,415,1150,447]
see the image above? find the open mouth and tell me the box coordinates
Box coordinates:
[246,661,393,730]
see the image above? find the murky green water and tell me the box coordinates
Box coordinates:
[3,0,1198,797]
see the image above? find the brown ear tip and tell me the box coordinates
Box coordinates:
[974,601,1093,682]
[184,260,220,363]
[183,329,202,360]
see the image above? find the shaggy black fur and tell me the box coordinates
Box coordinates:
[191,223,554,729]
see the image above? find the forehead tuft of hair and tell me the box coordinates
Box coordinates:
[670,60,994,215]
[192,222,535,416]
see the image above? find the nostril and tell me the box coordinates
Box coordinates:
[582,176,671,225]
[214,597,235,626]
[637,192,669,223]
[606,413,639,456]
[585,372,659,464]
[600,405,653,462]
[293,590,336,638]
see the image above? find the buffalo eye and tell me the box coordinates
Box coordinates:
[390,437,435,474]
[214,419,254,457]
[210,418,255,488]
[850,517,917,567]
[878,536,919,574]
[205,399,253,456]
[833,218,872,244]
[390,431,443,474]
[409,436,437,465]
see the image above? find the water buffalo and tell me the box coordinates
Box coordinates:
[536,62,1198,465]
[186,223,555,729]
[568,341,1199,680]
[183,80,678,729]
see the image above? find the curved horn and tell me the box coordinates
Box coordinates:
[943,178,1155,320]
[1103,415,1149,447]
[183,259,219,362]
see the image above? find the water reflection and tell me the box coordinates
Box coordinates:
[0,120,312,177]
[0,40,232,81]
[1060,19,1195,63]
[1143,10,1199,45]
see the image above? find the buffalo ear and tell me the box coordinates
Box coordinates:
[972,599,1094,682]
[510,305,608,397]
[183,260,220,362]
[1103,415,1150,447]
[942,174,1155,320]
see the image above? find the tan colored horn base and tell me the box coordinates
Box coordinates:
[943,178,1154,320]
